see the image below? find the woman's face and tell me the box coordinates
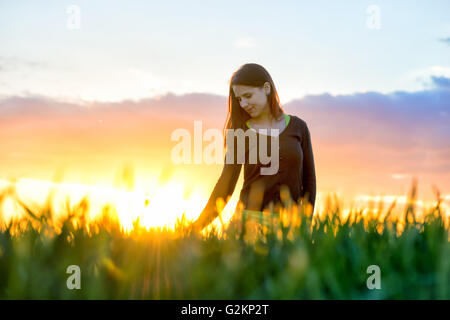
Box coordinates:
[232,82,270,118]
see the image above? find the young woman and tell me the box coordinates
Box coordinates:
[193,63,316,230]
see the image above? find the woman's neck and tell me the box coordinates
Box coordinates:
[250,107,281,127]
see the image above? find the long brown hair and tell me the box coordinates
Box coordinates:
[223,63,285,146]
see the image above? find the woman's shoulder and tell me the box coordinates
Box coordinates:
[288,114,309,131]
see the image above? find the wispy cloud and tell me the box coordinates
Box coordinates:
[439,37,450,45]
[0,56,46,72]
[0,56,170,103]
[398,65,450,91]
[234,37,257,48]
[431,75,450,89]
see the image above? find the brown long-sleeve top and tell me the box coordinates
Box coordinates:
[197,114,316,226]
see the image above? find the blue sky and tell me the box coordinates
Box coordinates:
[1,0,450,102]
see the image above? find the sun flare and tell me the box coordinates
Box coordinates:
[0,178,210,232]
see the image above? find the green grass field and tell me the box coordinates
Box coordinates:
[0,183,448,299]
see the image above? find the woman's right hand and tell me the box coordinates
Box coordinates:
[190,219,203,234]
[190,210,208,234]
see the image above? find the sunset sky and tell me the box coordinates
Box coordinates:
[1,1,449,227]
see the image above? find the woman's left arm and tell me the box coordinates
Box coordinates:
[301,123,316,211]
